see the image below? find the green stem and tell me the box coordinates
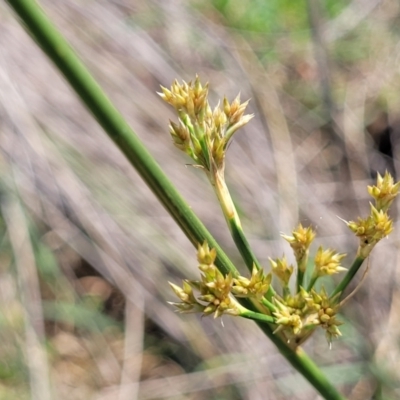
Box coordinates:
[212,170,261,271]
[283,286,291,299]
[212,170,275,299]
[254,321,346,400]
[307,275,318,292]
[239,308,275,324]
[261,297,277,313]
[330,256,365,299]
[6,1,345,398]
[297,269,305,292]
[296,252,309,293]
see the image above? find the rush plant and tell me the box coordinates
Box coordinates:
[6,1,399,399]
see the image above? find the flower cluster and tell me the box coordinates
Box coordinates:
[270,256,294,287]
[273,288,342,344]
[368,171,400,212]
[231,265,271,300]
[313,247,347,277]
[169,242,271,318]
[159,76,253,174]
[169,241,238,318]
[282,224,315,271]
[164,77,400,348]
[346,172,399,258]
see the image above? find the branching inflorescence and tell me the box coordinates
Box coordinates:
[160,76,400,347]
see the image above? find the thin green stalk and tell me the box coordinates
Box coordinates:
[296,251,309,293]
[307,275,318,292]
[239,308,275,324]
[6,1,346,398]
[330,256,365,299]
[254,322,346,400]
[212,170,276,298]
[283,286,291,299]
[297,268,305,292]
[212,170,261,271]
[261,297,277,313]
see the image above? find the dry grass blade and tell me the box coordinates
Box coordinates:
[3,196,52,400]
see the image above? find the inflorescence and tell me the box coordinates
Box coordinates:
[161,77,400,347]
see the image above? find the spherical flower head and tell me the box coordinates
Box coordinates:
[368,171,400,212]
[313,246,347,277]
[270,287,344,346]
[282,224,316,264]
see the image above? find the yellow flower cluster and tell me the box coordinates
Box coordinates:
[159,76,253,173]
[313,247,347,277]
[231,265,271,300]
[347,172,399,258]
[164,78,400,348]
[368,171,400,212]
[273,288,342,344]
[282,224,315,271]
[169,242,271,319]
[269,256,294,287]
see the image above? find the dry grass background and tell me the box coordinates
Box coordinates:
[0,0,400,399]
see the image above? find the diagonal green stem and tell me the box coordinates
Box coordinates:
[253,321,346,400]
[330,256,365,299]
[5,1,345,398]
[307,274,318,292]
[212,170,261,271]
[212,170,275,298]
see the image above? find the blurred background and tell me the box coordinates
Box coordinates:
[0,0,400,399]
